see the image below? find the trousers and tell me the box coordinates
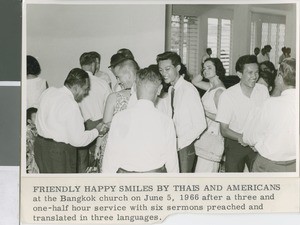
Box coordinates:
[34,135,76,173]
[224,138,257,172]
[178,142,196,173]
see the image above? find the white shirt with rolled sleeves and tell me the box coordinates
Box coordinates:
[169,76,207,150]
[36,86,99,147]
[243,89,297,161]
[102,99,179,173]
[79,71,111,121]
[215,83,269,134]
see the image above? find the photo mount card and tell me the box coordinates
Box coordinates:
[21,0,300,224]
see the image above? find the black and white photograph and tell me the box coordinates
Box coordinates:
[23,1,298,175]
[19,0,300,224]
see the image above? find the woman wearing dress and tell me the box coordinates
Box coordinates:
[192,58,226,172]
[94,59,139,172]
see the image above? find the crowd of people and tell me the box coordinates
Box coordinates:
[26,46,297,174]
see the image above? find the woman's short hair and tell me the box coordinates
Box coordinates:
[259,61,276,73]
[259,70,276,93]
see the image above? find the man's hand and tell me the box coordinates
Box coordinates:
[96,122,110,137]
[238,135,248,147]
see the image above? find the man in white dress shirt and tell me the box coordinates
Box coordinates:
[77,52,111,172]
[243,58,297,172]
[216,55,270,172]
[90,51,115,90]
[35,68,102,173]
[102,68,179,173]
[157,51,207,173]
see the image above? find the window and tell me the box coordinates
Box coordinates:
[207,18,232,75]
[261,22,285,65]
[171,15,199,76]
[250,22,257,54]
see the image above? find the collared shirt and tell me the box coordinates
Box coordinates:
[36,86,98,147]
[79,71,111,121]
[168,76,207,149]
[102,99,179,173]
[216,83,269,134]
[243,89,297,161]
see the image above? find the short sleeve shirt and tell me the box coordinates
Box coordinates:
[216,83,269,134]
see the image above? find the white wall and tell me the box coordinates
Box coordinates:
[26,4,165,87]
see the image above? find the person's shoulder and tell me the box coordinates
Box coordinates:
[181,78,199,94]
[107,91,118,102]
[222,82,238,94]
[254,83,269,95]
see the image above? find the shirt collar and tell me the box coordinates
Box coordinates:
[173,76,184,89]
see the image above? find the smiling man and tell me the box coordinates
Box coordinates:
[157,51,206,173]
[34,68,103,173]
[216,55,270,172]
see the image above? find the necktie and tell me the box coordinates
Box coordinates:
[170,87,175,118]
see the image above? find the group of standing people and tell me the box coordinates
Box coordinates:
[26,48,297,174]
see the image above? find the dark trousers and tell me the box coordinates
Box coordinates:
[77,119,101,173]
[224,138,257,172]
[252,154,296,172]
[178,142,196,173]
[34,135,77,173]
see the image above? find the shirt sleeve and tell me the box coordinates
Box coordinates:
[177,87,207,149]
[165,121,179,173]
[215,91,232,125]
[65,102,99,147]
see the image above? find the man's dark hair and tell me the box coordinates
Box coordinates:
[235,55,258,73]
[89,51,101,61]
[27,55,41,76]
[79,52,95,67]
[64,68,89,87]
[206,48,212,54]
[136,67,163,87]
[156,51,182,67]
[26,107,38,124]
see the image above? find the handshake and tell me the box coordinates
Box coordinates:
[95,122,110,137]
